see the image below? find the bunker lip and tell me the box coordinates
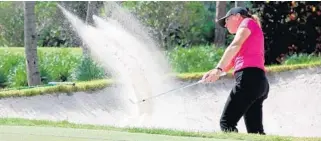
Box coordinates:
[1,63,320,99]
[0,67,320,138]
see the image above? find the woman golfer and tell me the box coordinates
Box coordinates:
[200,7,270,135]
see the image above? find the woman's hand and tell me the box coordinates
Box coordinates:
[200,68,223,83]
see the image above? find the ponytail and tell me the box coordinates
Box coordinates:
[251,14,262,28]
[244,7,262,28]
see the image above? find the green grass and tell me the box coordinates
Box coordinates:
[0,125,237,141]
[0,47,82,55]
[0,118,320,141]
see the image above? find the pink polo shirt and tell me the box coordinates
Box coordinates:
[231,18,266,74]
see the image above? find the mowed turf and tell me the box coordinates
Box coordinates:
[0,125,241,141]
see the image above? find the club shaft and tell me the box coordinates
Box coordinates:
[140,81,200,102]
[135,72,228,103]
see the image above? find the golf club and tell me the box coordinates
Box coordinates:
[129,72,227,104]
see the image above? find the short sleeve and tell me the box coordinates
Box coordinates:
[238,18,256,31]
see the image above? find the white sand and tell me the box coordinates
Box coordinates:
[0,67,320,138]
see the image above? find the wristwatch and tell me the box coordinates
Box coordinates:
[215,67,223,72]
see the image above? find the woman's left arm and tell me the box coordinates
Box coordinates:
[216,27,251,70]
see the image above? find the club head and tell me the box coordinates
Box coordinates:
[129,99,137,104]
[129,98,147,104]
[129,98,145,104]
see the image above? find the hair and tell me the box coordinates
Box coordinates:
[240,13,262,28]
[251,14,262,28]
[243,7,262,28]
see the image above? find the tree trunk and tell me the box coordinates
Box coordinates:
[82,1,103,57]
[82,1,96,57]
[85,1,100,26]
[235,1,245,7]
[24,1,41,86]
[214,1,227,47]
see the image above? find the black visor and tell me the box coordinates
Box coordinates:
[217,7,250,27]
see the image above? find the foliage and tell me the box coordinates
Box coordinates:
[35,1,76,47]
[0,1,321,66]
[0,2,24,47]
[0,1,96,47]
[0,49,25,87]
[71,56,107,81]
[251,1,321,65]
[122,1,214,49]
[166,45,225,73]
[283,53,321,65]
[1,47,321,88]
[0,48,82,87]
[7,61,27,87]
[37,48,80,82]
[167,45,321,73]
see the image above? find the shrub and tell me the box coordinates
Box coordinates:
[7,61,27,87]
[71,56,107,81]
[167,45,225,73]
[1,47,321,88]
[0,49,25,87]
[0,48,82,88]
[38,48,80,82]
[283,53,321,65]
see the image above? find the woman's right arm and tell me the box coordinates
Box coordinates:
[223,60,234,72]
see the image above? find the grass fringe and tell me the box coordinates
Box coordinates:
[0,118,320,141]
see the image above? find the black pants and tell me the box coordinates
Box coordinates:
[220,67,270,135]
